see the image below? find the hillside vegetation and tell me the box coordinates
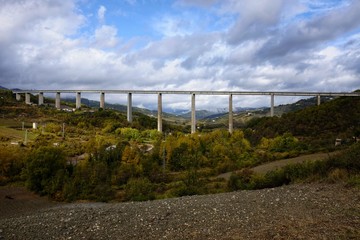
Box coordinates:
[0,89,359,202]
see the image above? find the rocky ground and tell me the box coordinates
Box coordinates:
[1,183,359,239]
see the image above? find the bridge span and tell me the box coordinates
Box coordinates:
[13,90,360,134]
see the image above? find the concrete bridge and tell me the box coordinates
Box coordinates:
[13,90,360,134]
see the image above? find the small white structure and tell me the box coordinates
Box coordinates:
[33,122,38,129]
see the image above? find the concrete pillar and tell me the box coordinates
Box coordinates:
[38,92,44,105]
[127,93,132,123]
[100,92,105,109]
[16,93,21,101]
[157,93,162,132]
[76,92,81,109]
[25,93,31,104]
[229,94,233,134]
[317,95,321,106]
[191,93,196,134]
[55,92,61,109]
[270,93,275,117]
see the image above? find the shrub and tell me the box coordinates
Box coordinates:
[124,177,155,201]
[24,146,67,196]
[0,146,27,185]
[228,169,256,190]
[327,168,348,183]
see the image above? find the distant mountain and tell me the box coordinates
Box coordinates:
[234,107,263,112]
[57,95,335,123]
[61,97,183,120]
[64,97,132,112]
[163,108,189,116]
[179,110,217,119]
[0,86,8,90]
[203,112,228,120]
[271,96,333,115]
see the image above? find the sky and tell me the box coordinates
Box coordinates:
[0,0,360,111]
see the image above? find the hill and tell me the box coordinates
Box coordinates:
[245,95,360,148]
[1,88,360,208]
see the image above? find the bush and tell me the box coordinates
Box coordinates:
[24,146,68,196]
[228,169,256,190]
[229,143,360,191]
[0,146,27,185]
[124,177,155,201]
[328,142,360,172]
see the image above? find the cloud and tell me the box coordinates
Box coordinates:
[93,25,119,48]
[224,0,290,44]
[257,1,360,58]
[1,0,360,110]
[0,0,85,88]
[153,15,193,37]
[97,5,106,23]
[175,0,219,8]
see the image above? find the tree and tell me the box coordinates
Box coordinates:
[0,146,27,185]
[24,146,68,196]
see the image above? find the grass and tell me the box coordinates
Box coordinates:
[0,126,38,142]
[0,119,32,128]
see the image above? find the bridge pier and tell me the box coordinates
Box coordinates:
[229,94,233,134]
[317,95,321,106]
[55,92,61,109]
[100,92,105,109]
[270,93,275,117]
[158,93,162,132]
[76,92,81,109]
[16,93,21,101]
[38,92,44,105]
[127,93,132,123]
[191,93,196,134]
[25,93,31,104]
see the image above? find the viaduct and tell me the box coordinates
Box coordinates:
[13,90,360,134]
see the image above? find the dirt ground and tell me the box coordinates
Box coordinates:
[0,186,60,220]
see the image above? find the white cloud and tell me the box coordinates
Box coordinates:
[153,15,197,37]
[93,25,119,48]
[1,0,360,110]
[175,0,219,8]
[97,5,106,23]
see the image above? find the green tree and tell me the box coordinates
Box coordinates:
[124,177,155,201]
[0,146,27,185]
[24,146,68,196]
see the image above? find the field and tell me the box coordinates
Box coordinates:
[0,119,37,144]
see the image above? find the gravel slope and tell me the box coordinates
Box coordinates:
[1,183,359,239]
